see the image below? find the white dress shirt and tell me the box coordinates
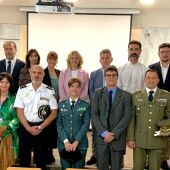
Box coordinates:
[117,61,148,93]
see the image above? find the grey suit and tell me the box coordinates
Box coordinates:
[91,87,133,170]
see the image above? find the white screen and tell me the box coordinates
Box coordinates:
[28,13,131,74]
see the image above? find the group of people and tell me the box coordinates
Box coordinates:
[0,40,169,170]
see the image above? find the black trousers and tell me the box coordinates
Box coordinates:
[19,123,46,170]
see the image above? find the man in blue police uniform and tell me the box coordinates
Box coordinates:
[14,65,57,170]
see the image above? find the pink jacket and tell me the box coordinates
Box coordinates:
[58,68,89,101]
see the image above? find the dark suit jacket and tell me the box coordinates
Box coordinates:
[149,61,170,92]
[91,87,133,151]
[89,68,104,101]
[0,59,25,93]
[43,67,60,86]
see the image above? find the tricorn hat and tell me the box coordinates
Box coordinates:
[157,119,170,136]
[38,105,50,119]
[60,149,82,162]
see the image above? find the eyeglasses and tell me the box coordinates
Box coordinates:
[159,51,170,54]
[105,74,117,78]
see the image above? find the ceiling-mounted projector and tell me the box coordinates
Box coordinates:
[35,0,74,14]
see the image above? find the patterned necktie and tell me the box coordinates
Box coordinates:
[148,91,154,102]
[6,60,11,74]
[71,100,75,109]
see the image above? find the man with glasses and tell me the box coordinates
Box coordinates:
[149,43,170,170]
[91,65,132,170]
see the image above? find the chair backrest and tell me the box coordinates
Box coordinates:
[7,167,41,170]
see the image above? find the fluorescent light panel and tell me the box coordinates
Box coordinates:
[140,0,156,5]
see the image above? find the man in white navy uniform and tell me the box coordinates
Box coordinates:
[14,65,57,170]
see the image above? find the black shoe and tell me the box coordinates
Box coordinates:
[144,164,149,170]
[86,156,96,165]
[161,160,170,170]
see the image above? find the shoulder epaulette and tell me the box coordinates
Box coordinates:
[20,85,27,89]
[46,86,53,90]
[81,98,89,104]
[161,89,170,94]
[59,99,67,103]
[134,90,142,94]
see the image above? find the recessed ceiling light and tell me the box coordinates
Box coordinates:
[140,0,155,5]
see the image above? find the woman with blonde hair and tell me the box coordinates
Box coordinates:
[59,50,89,101]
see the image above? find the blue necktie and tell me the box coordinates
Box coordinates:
[109,90,113,113]
[148,91,154,102]
[6,60,11,74]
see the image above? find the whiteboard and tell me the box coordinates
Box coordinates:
[28,13,131,74]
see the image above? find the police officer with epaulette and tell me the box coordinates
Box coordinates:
[14,65,57,170]
[127,69,170,170]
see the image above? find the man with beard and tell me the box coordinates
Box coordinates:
[117,40,148,93]
[149,43,170,170]
[14,65,57,170]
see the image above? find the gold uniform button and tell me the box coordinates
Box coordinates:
[149,112,152,115]
[150,105,152,107]
[149,119,151,122]
[148,126,151,129]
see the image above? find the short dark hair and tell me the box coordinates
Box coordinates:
[68,78,81,87]
[145,69,160,79]
[26,49,40,68]
[0,72,14,95]
[104,65,118,76]
[128,40,142,49]
[158,43,170,51]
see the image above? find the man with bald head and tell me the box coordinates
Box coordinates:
[14,65,57,170]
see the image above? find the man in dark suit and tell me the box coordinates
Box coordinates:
[87,49,113,165]
[149,43,170,170]
[0,41,25,93]
[91,65,133,170]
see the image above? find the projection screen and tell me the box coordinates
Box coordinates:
[28,13,132,73]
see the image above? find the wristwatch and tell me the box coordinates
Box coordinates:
[38,125,43,131]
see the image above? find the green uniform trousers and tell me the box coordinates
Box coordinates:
[133,147,163,170]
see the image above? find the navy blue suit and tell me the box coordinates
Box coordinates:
[0,59,25,93]
[89,68,104,101]
[149,62,170,92]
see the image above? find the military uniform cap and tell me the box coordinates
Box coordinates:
[157,119,170,136]
[38,105,51,119]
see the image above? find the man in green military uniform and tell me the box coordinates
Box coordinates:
[127,69,170,170]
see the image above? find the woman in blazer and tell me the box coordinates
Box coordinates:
[42,51,60,164]
[58,50,89,101]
